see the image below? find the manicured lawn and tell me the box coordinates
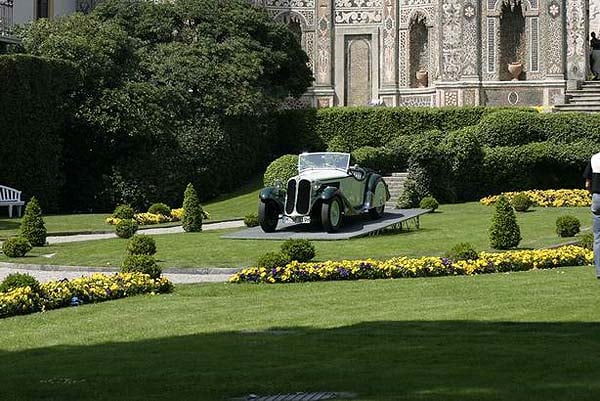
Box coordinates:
[1,267,600,400]
[0,179,260,239]
[0,203,591,268]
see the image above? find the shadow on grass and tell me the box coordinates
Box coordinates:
[0,219,20,231]
[1,320,600,401]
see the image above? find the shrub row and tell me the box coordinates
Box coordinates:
[230,245,591,284]
[399,137,598,206]
[0,272,173,319]
[480,189,591,208]
[0,55,78,211]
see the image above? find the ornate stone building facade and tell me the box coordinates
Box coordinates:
[253,0,600,107]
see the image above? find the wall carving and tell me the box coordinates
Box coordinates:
[398,94,435,106]
[398,30,408,86]
[462,2,478,77]
[566,0,586,79]
[263,0,315,6]
[305,31,315,71]
[334,0,384,24]
[444,90,458,105]
[441,0,462,80]
[382,0,397,84]
[463,89,477,105]
[316,0,332,85]
[545,0,563,75]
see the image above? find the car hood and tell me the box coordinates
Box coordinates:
[295,169,350,181]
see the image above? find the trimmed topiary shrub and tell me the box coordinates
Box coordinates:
[147,203,171,216]
[489,195,521,249]
[126,234,157,255]
[281,239,315,263]
[0,272,40,293]
[20,197,47,247]
[445,242,479,262]
[512,193,533,212]
[244,213,259,227]
[182,183,203,232]
[113,204,135,219]
[556,215,581,237]
[116,219,138,239]
[578,232,593,250]
[1,237,33,258]
[256,252,291,270]
[263,154,299,187]
[478,110,544,147]
[121,254,161,279]
[419,196,439,212]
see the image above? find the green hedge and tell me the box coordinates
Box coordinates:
[0,55,78,211]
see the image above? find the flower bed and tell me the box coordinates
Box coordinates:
[229,245,592,284]
[0,272,173,319]
[480,189,590,208]
[106,208,185,226]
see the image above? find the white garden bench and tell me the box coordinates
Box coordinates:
[0,185,25,218]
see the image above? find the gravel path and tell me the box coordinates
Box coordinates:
[47,220,245,244]
[0,264,240,284]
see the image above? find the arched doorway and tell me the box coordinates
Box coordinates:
[408,14,429,87]
[345,35,372,106]
[499,0,526,80]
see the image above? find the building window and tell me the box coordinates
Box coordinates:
[36,0,49,19]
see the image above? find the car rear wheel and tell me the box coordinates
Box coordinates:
[321,196,343,233]
[369,204,385,219]
[259,201,279,232]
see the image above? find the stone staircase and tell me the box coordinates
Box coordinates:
[554,81,600,113]
[384,172,408,209]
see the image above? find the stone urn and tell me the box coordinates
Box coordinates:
[415,69,428,88]
[507,62,523,81]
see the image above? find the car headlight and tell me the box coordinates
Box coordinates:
[274,179,283,190]
[312,180,322,191]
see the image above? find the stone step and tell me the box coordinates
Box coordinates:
[565,100,600,105]
[566,92,600,97]
[390,172,409,177]
[554,105,600,112]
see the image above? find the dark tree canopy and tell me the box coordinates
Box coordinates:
[18,0,313,210]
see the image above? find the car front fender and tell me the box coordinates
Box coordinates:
[259,187,284,212]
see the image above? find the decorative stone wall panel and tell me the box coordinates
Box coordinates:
[483,88,543,105]
[398,30,408,86]
[382,0,397,85]
[334,0,383,24]
[566,0,586,80]
[398,94,435,106]
[444,90,458,105]
[441,0,462,81]
[461,2,478,77]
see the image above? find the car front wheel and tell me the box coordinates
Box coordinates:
[321,196,343,233]
[259,201,279,232]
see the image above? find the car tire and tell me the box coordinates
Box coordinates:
[259,201,279,233]
[369,204,385,219]
[321,196,343,233]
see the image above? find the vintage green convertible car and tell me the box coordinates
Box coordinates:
[258,152,390,233]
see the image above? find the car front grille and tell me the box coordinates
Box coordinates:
[296,179,311,214]
[285,179,296,215]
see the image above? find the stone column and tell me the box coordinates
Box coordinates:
[545,0,565,79]
[313,0,336,106]
[565,0,588,87]
[380,0,398,105]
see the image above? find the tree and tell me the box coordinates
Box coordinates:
[18,0,313,210]
[182,183,203,232]
[489,195,521,249]
[20,197,47,247]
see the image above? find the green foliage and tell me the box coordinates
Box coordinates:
[0,55,78,211]
[0,272,39,293]
[19,0,312,211]
[512,193,533,212]
[281,239,315,263]
[256,252,291,270]
[578,232,594,250]
[182,183,203,232]
[316,107,514,152]
[244,213,259,228]
[273,109,322,154]
[1,237,33,258]
[445,242,479,262]
[116,219,138,239]
[20,197,47,247]
[127,235,157,256]
[441,126,485,200]
[148,203,171,216]
[419,196,439,212]
[556,216,581,237]
[113,204,135,219]
[396,179,422,209]
[351,146,396,174]
[263,155,299,187]
[120,254,161,279]
[478,111,545,147]
[489,195,521,249]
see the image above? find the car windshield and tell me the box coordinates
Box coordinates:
[298,152,350,172]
